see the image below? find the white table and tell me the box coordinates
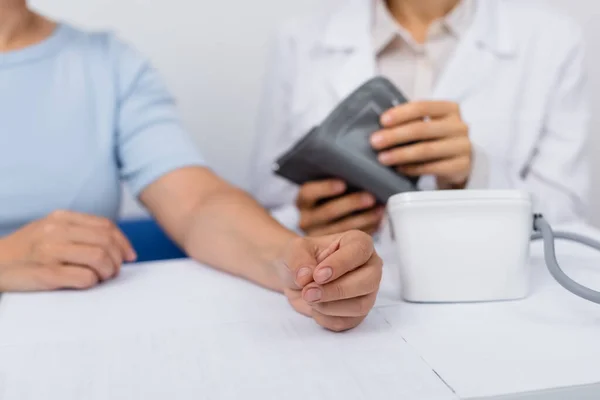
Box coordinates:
[1,228,599,400]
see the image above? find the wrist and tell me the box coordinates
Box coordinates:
[261,229,298,293]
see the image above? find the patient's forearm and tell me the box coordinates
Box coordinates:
[182,187,297,292]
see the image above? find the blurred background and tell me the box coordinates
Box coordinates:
[29,0,600,225]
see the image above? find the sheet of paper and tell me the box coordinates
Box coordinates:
[0,260,455,400]
[379,237,600,399]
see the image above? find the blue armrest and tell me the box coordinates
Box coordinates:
[118,218,186,262]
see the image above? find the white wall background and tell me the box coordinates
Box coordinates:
[29,0,600,225]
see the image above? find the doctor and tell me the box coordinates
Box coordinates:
[249,0,591,242]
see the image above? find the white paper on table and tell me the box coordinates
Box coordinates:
[379,237,600,399]
[0,260,455,400]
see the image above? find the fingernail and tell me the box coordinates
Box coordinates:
[304,288,322,303]
[128,250,137,262]
[333,182,346,192]
[297,267,312,281]
[381,113,392,126]
[371,134,384,147]
[314,267,333,283]
[378,153,392,165]
[363,194,375,206]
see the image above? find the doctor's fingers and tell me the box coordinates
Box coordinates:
[371,117,468,150]
[378,136,472,166]
[297,180,347,208]
[302,193,377,230]
[399,155,472,178]
[0,263,99,292]
[380,101,461,127]
[307,207,385,237]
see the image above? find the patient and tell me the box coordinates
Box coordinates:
[249,0,591,242]
[0,2,383,332]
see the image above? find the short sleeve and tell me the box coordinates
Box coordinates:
[111,37,206,197]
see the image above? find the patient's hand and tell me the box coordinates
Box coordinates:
[276,230,383,332]
[296,180,384,236]
[0,261,103,292]
[0,210,136,292]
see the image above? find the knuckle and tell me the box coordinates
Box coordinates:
[91,248,110,266]
[413,122,428,137]
[413,102,427,116]
[298,215,309,230]
[462,155,471,168]
[98,227,115,244]
[77,271,99,289]
[337,219,358,233]
[333,282,346,300]
[338,197,358,213]
[352,215,374,231]
[404,164,421,175]
[320,204,338,220]
[36,243,57,262]
[350,231,373,253]
[419,142,436,157]
[464,140,473,155]
[356,296,374,316]
[365,268,383,294]
[99,233,113,247]
[41,222,59,235]
[39,242,54,254]
[367,209,383,223]
[97,218,113,229]
[49,210,68,220]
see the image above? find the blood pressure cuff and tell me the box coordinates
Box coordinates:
[273,76,419,204]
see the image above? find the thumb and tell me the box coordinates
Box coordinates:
[0,263,99,292]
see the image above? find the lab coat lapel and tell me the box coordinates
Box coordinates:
[433,35,496,102]
[320,0,378,101]
[329,48,378,101]
[434,0,514,102]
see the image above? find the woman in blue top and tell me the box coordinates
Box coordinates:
[0,2,383,333]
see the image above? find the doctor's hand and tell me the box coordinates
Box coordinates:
[296,180,385,236]
[370,101,472,189]
[277,230,383,332]
[0,210,136,291]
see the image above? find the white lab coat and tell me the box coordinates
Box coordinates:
[248,0,591,244]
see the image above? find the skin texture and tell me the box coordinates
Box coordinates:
[372,101,472,190]
[297,180,385,237]
[0,169,384,332]
[0,3,384,332]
